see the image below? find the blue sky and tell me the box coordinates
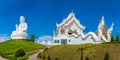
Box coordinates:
[0,0,119,38]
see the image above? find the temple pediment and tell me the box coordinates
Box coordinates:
[57,12,85,30]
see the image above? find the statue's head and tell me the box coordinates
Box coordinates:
[20,16,25,23]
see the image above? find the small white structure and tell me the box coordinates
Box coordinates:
[53,13,114,45]
[11,16,28,39]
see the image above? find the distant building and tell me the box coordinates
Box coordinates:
[53,12,113,45]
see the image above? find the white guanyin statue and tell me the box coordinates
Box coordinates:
[11,16,28,39]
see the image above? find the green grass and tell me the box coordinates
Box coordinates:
[41,44,120,60]
[0,40,46,60]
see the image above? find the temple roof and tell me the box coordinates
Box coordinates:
[56,12,85,29]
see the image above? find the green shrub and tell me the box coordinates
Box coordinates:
[15,48,25,59]
[43,55,45,60]
[44,48,49,52]
[85,56,89,60]
[104,52,109,60]
[0,52,6,58]
[38,52,42,58]
[55,57,58,60]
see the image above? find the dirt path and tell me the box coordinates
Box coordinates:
[27,49,44,60]
[0,56,6,60]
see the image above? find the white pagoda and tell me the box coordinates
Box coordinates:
[11,16,28,39]
[53,12,114,45]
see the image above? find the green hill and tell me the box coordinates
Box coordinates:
[41,44,120,60]
[0,40,46,60]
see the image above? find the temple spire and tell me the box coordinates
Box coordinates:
[96,16,107,37]
[102,16,104,20]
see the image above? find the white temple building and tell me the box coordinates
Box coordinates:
[11,16,28,39]
[53,13,114,45]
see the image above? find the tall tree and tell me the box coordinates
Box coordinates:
[111,36,114,43]
[116,35,119,43]
[31,35,35,42]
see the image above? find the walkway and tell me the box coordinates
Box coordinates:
[0,56,6,60]
[27,49,44,60]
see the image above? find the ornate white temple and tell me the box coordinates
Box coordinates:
[53,13,114,45]
[11,16,28,39]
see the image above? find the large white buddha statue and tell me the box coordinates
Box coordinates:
[11,16,28,39]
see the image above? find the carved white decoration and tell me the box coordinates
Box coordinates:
[53,13,114,45]
[11,16,28,39]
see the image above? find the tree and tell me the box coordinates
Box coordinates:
[55,57,58,60]
[15,48,25,60]
[111,36,114,43]
[104,52,109,60]
[116,35,119,43]
[78,47,84,60]
[31,35,35,42]
[43,55,45,60]
[85,56,89,60]
[48,55,51,60]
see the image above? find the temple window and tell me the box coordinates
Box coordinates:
[54,40,59,43]
[69,40,71,42]
[61,39,67,44]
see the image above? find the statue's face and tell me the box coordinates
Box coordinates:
[20,16,25,23]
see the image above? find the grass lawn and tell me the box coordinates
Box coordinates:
[41,44,120,60]
[0,40,46,60]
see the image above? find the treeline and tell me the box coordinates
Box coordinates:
[26,35,35,42]
[111,35,120,43]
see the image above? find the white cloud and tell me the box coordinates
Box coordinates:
[36,35,53,45]
[0,34,10,42]
[40,41,46,45]
[37,35,53,42]
[47,41,53,45]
